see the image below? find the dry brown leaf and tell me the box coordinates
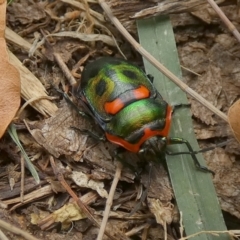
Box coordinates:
[32,203,86,230]
[71,171,108,198]
[191,8,215,24]
[0,0,20,138]
[27,102,135,182]
[204,148,240,218]
[194,120,230,139]
[148,198,173,226]
[228,99,240,143]
[27,102,93,159]
[51,203,86,229]
[180,36,240,125]
[7,0,46,24]
[30,209,50,225]
[190,65,223,125]
[209,43,240,106]
[141,164,172,201]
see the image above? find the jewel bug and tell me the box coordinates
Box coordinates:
[76,57,213,174]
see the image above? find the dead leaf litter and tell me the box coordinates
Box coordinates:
[0,0,240,239]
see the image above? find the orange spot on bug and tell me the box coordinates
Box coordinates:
[104,98,125,115]
[104,85,150,115]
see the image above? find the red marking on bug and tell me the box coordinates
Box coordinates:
[104,85,150,115]
[104,98,125,115]
[105,105,173,152]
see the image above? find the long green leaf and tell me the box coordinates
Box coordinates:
[137,16,230,240]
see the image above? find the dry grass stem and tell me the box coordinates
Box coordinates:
[206,0,240,43]
[97,161,122,240]
[0,219,40,240]
[98,0,228,122]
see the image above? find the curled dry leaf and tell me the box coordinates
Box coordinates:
[32,203,86,230]
[7,0,46,25]
[148,198,174,226]
[204,147,240,218]
[47,32,116,47]
[0,0,20,138]
[28,102,135,182]
[30,209,50,225]
[71,171,108,198]
[228,99,240,143]
[52,203,86,229]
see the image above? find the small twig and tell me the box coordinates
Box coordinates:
[7,185,52,211]
[97,0,228,123]
[164,221,167,240]
[16,96,57,119]
[125,223,150,237]
[0,219,40,240]
[97,161,123,240]
[71,51,96,78]
[49,157,129,240]
[179,211,184,238]
[180,65,201,77]
[141,224,150,240]
[49,157,99,225]
[0,229,9,240]
[20,155,25,202]
[53,52,77,86]
[206,0,240,43]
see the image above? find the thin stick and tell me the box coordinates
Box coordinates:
[16,96,57,118]
[97,161,122,240]
[141,224,150,240]
[0,229,9,240]
[20,155,25,202]
[0,219,40,240]
[49,157,101,228]
[97,0,228,123]
[125,223,150,237]
[53,52,77,86]
[49,157,129,240]
[206,0,240,43]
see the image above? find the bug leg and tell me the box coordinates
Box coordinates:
[166,140,230,155]
[71,126,105,141]
[54,88,91,118]
[114,148,140,174]
[166,137,214,174]
[172,103,191,114]
[147,74,154,83]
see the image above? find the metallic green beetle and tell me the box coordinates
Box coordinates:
[76,57,212,173]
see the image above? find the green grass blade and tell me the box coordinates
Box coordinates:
[137,16,230,240]
[8,123,40,183]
